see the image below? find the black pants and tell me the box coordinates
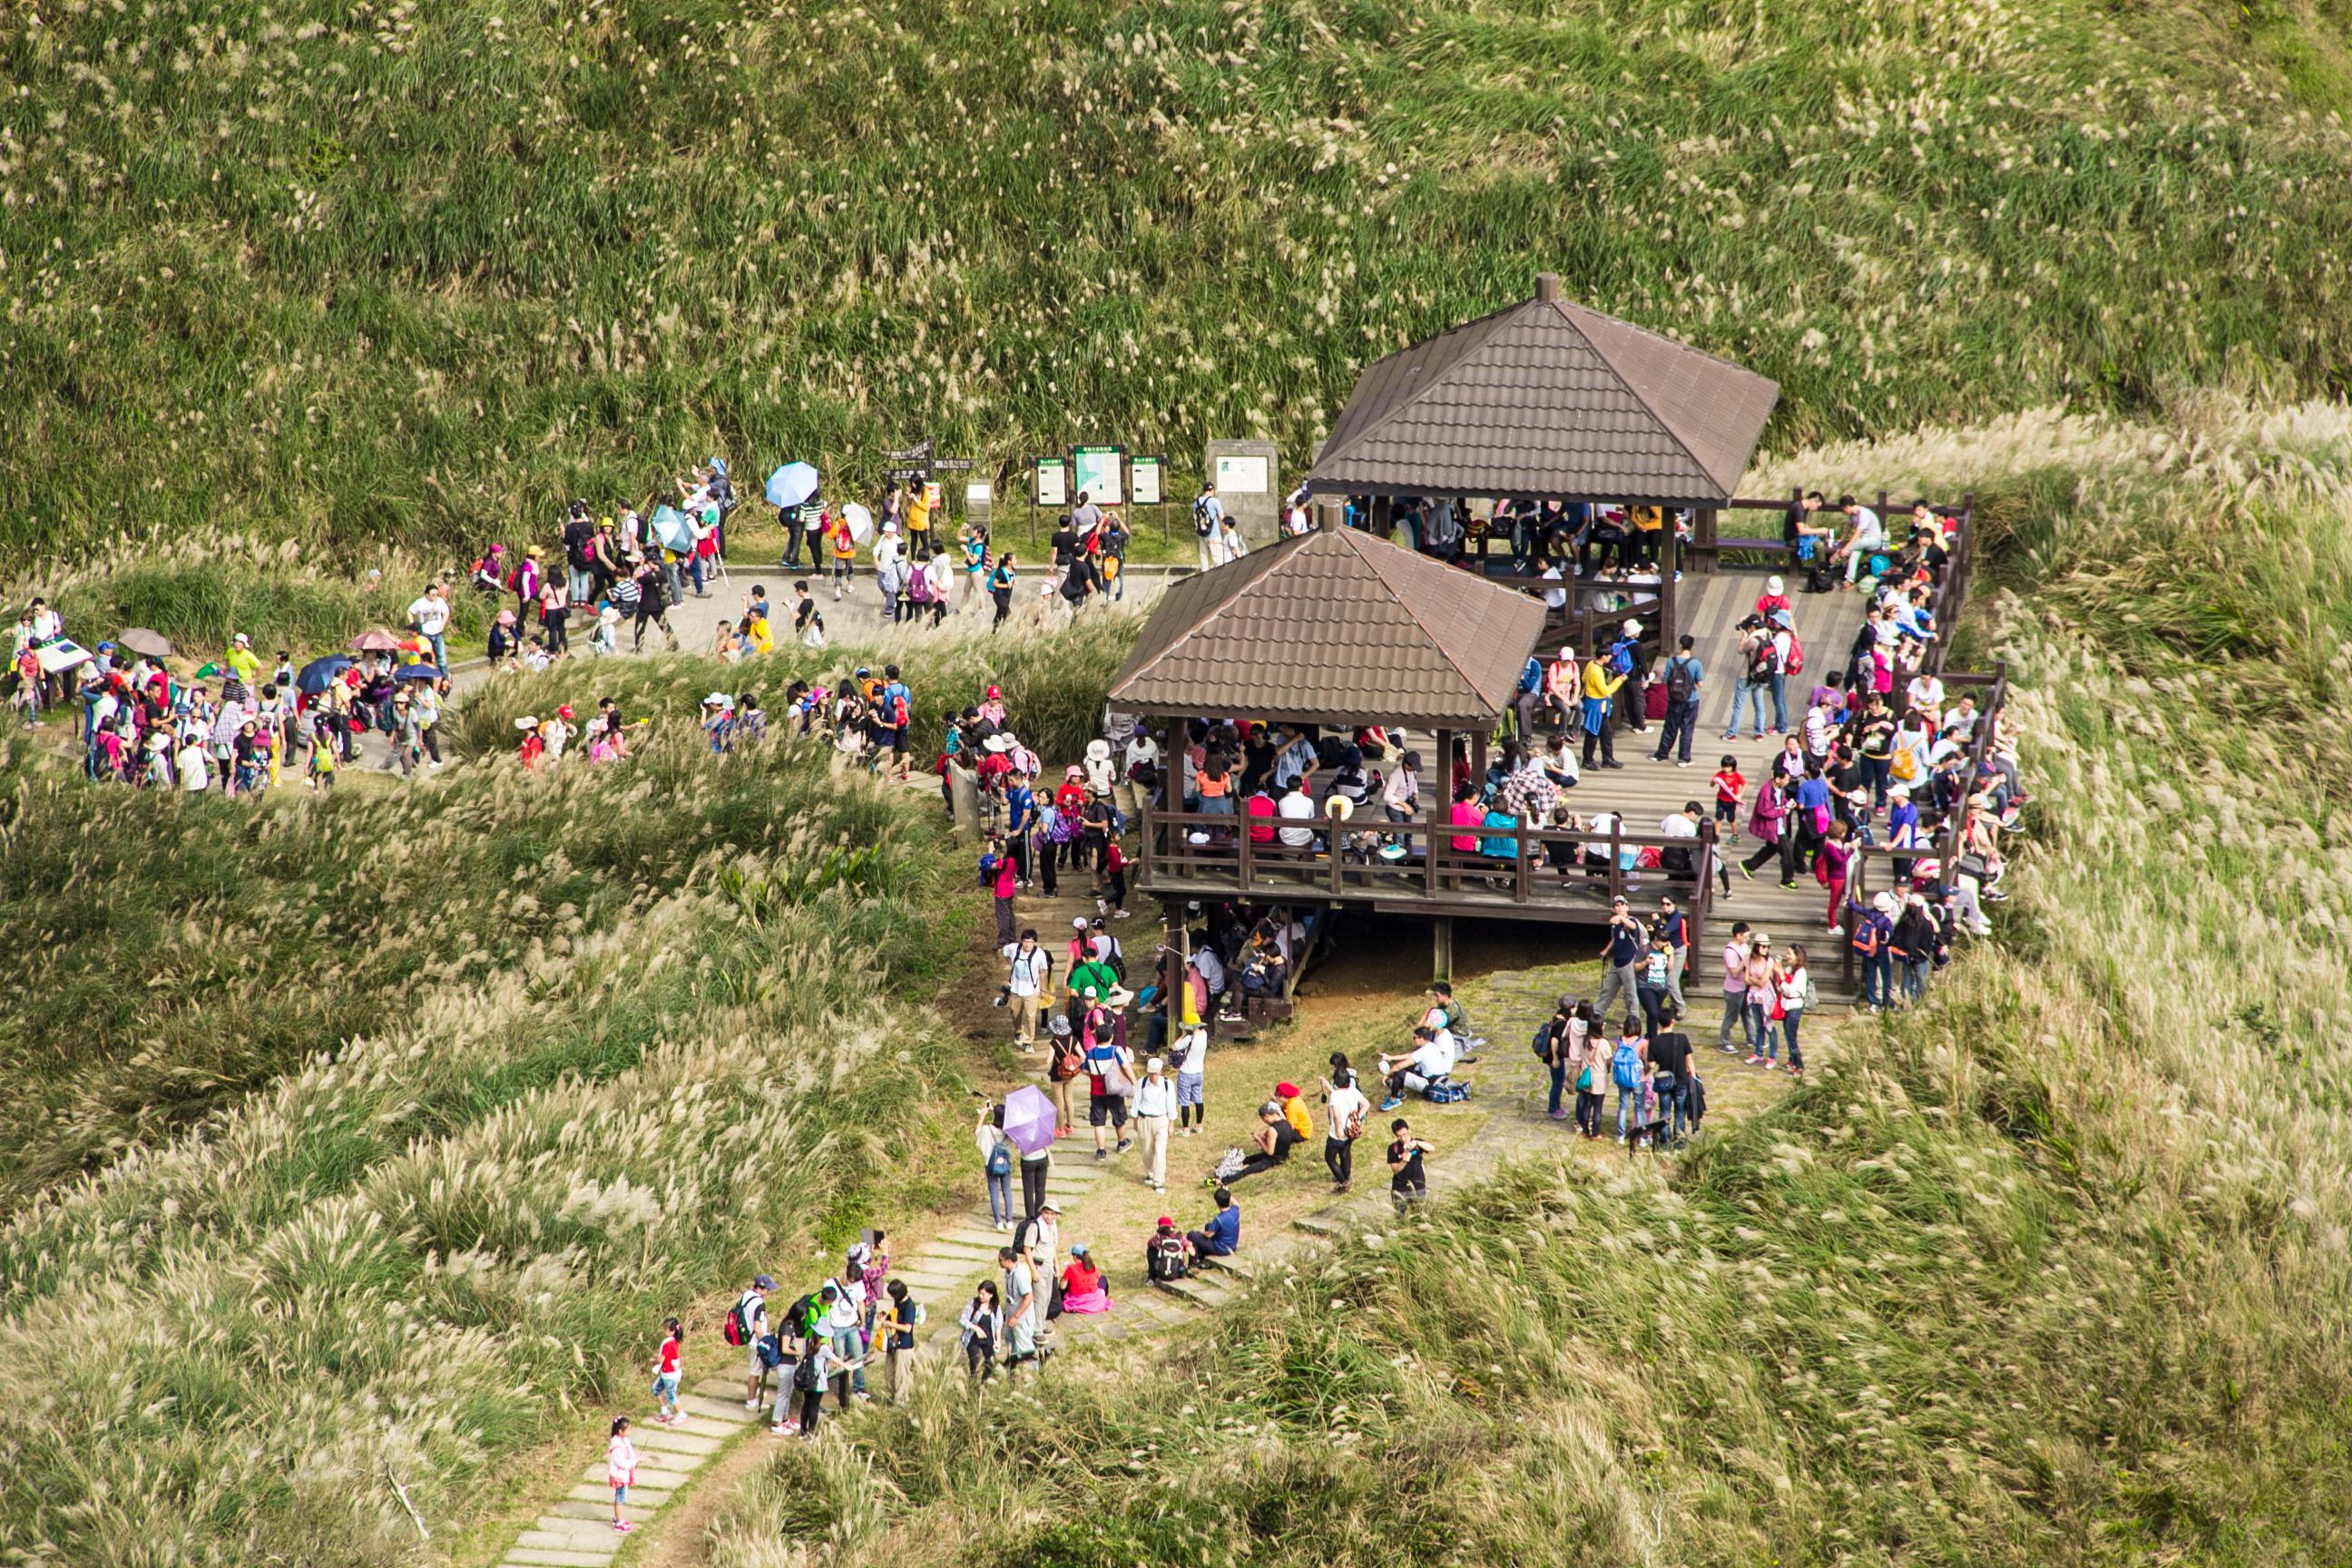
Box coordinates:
[632,606,676,650]
[782,519,806,566]
[1652,697,1697,761]
[1582,713,1616,767]
[1743,831,1796,884]
[965,1339,994,1382]
[420,723,442,765]
[1576,1088,1603,1136]
[798,1388,822,1433]
[1324,1136,1353,1186]
[1226,1150,1289,1185]
[1020,1158,1050,1217]
[992,589,1012,627]
[544,610,568,653]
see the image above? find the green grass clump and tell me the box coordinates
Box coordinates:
[700,398,2352,1567]
[8,0,2352,571]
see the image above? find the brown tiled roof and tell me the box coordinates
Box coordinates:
[1108,527,1547,728]
[1304,285,1779,505]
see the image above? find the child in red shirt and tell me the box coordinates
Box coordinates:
[651,1318,685,1425]
[1710,756,1746,843]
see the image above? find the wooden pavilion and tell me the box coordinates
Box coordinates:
[1302,271,1780,659]
[1115,509,1726,980]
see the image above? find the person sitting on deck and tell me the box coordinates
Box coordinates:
[1274,777,1319,853]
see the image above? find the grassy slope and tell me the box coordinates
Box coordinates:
[0,623,1129,1568]
[6,0,2352,570]
[700,400,2352,1567]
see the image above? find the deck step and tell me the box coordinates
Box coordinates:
[505,1546,622,1567]
[1152,1273,1235,1308]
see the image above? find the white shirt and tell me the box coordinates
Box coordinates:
[175,744,210,792]
[1660,812,1698,839]
[1325,1082,1368,1140]
[1003,945,1051,997]
[407,595,449,636]
[1276,790,1316,848]
[1847,507,1884,549]
[1540,563,1566,612]
[1404,1034,1456,1080]
[29,608,61,642]
[1174,1026,1208,1080]
[1132,1074,1178,1118]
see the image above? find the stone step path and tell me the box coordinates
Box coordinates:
[485,1146,1125,1568]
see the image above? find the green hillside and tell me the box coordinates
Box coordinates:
[5,0,2352,570]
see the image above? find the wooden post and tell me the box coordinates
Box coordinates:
[1470,728,1488,793]
[1432,916,1455,985]
[1371,495,1394,541]
[1607,815,1623,903]
[1659,533,1680,656]
[1514,817,1530,903]
[1692,505,1720,575]
[1426,729,1450,896]
[1843,850,1866,995]
[1162,906,1185,1030]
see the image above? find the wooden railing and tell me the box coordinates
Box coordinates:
[1138,808,1719,947]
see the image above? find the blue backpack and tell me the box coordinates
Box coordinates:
[1611,1040,1642,1091]
[1607,640,1637,677]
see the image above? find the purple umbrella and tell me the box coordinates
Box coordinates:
[1001,1085,1057,1155]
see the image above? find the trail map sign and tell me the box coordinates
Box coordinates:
[1072,445,1125,506]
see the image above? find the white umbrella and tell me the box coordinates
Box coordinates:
[841,503,875,544]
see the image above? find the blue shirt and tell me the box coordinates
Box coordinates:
[1200,1206,1240,1256]
[1607,921,1647,968]
[1006,785,1034,833]
[1795,776,1831,813]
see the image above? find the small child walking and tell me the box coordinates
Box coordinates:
[651,1318,685,1425]
[606,1416,639,1533]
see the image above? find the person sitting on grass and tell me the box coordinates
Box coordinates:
[1186,1187,1240,1259]
[1377,1024,1457,1112]
[1220,1102,1303,1185]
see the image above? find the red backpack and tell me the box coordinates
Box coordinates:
[1783,631,1806,676]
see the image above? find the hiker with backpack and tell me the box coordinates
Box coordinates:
[1722,615,1776,741]
[1321,1057,1369,1192]
[1145,1215,1192,1284]
[1648,1001,1696,1143]
[1651,634,1704,764]
[1580,632,1627,769]
[1609,1016,1650,1142]
[978,1101,1018,1230]
[731,1274,773,1409]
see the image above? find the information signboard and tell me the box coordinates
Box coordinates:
[1131,455,1164,506]
[1034,457,1068,508]
[1072,445,1125,507]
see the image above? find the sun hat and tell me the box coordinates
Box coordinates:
[1048,1015,1072,1036]
[1766,575,1784,595]
[1085,738,1112,761]
[1622,618,1642,634]
[1039,1200,1062,1216]
[1064,763,1083,779]
[514,715,540,731]
[496,609,516,625]
[1106,986,1134,1008]
[983,734,1012,753]
[704,691,732,706]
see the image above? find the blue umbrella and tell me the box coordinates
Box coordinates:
[395,663,446,682]
[765,462,818,509]
[295,655,353,695]
[650,504,695,554]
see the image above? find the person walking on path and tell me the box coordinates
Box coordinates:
[789,1328,833,1440]
[1322,1057,1369,1192]
[1387,1120,1433,1215]
[881,1279,919,1405]
[734,1274,773,1409]
[985,840,1020,948]
[1002,927,1050,1049]
[1651,634,1703,764]
[959,1283,1000,1385]
[1171,1022,1208,1137]
[978,1102,1017,1230]
[651,1318,685,1426]
[605,1417,639,1534]
[1131,1054,1176,1192]
[1776,945,1811,1078]
[997,1245,1041,1380]
[1017,1128,1054,1220]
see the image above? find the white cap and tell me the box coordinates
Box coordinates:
[1766,575,1784,596]
[1622,618,1642,634]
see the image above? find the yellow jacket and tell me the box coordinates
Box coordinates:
[1582,660,1626,701]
